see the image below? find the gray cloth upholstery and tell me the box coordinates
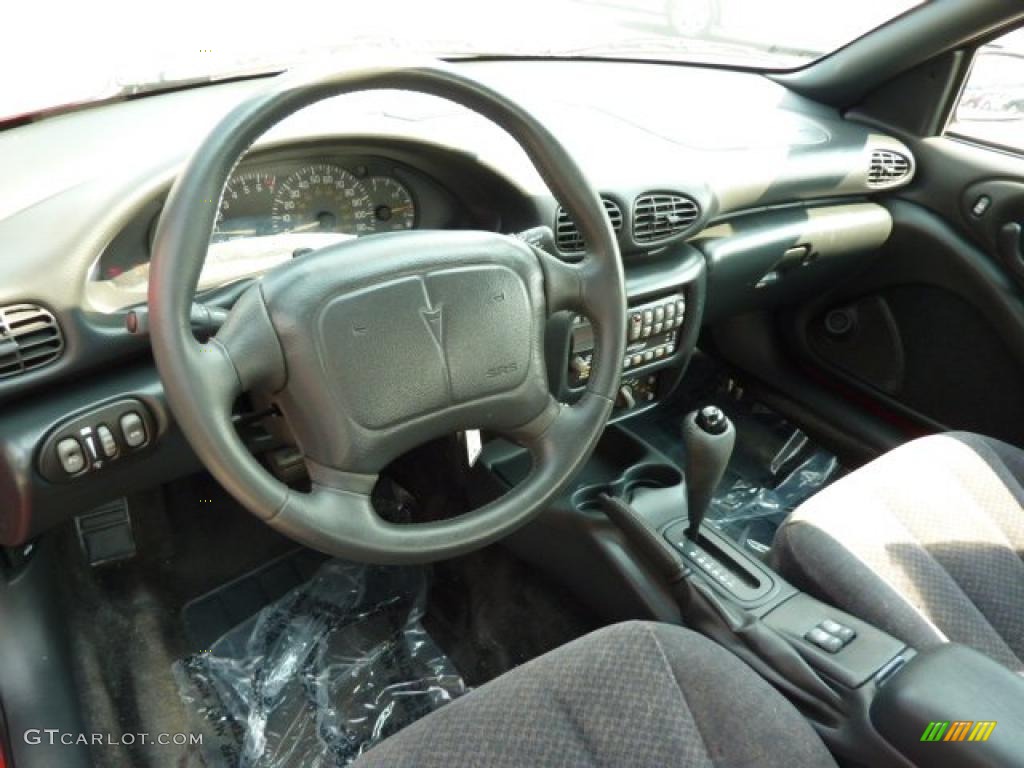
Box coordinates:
[773,432,1024,672]
[355,621,835,767]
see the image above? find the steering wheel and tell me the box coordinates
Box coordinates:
[148,62,626,564]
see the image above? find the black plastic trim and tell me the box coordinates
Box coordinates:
[0,362,200,546]
[0,541,91,768]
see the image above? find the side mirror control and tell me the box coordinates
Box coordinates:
[38,399,154,482]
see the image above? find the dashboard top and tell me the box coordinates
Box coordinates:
[0,60,905,221]
[0,58,913,402]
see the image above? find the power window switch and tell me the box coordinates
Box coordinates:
[57,438,87,475]
[821,619,856,645]
[820,634,844,653]
[97,424,118,458]
[120,412,147,448]
[835,626,856,644]
[805,627,843,654]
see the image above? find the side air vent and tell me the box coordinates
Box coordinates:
[0,304,64,380]
[632,193,701,244]
[555,199,624,254]
[868,149,913,188]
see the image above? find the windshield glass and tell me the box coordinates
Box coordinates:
[5,0,923,122]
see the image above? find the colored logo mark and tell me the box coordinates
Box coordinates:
[921,721,997,743]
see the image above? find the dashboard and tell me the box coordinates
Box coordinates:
[0,58,915,546]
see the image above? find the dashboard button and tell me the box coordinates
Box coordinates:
[120,412,147,448]
[57,438,86,475]
[96,425,118,458]
[629,314,643,341]
[653,322,664,334]
[643,309,654,325]
[665,303,675,320]
[654,306,665,323]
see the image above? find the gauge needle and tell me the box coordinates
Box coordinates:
[216,228,261,237]
[289,220,328,233]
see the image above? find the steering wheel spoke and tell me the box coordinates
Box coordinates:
[213,285,288,394]
[531,243,585,315]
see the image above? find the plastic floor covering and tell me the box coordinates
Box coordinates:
[173,558,466,767]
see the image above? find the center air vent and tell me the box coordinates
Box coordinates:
[632,193,700,244]
[868,149,913,188]
[555,199,624,254]
[0,304,64,380]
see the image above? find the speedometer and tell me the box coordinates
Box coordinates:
[271,164,374,236]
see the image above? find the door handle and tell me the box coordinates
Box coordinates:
[998,222,1024,281]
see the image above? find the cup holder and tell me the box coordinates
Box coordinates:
[572,463,683,513]
[623,464,683,499]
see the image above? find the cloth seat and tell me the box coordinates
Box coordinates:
[773,432,1024,672]
[355,621,835,767]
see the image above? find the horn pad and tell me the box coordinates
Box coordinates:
[255,230,552,473]
[322,266,532,428]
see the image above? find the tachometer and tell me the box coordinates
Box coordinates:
[366,176,416,232]
[271,164,374,235]
[215,171,279,242]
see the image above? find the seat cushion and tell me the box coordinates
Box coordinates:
[355,621,835,767]
[773,432,1024,672]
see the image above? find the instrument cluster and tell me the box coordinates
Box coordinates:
[93,154,436,287]
[215,161,417,243]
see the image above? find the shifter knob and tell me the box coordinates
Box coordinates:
[696,406,729,435]
[683,406,736,539]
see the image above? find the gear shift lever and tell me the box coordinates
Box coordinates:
[683,406,736,539]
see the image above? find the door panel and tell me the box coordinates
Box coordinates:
[787,152,1024,447]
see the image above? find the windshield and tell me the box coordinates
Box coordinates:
[5,0,923,122]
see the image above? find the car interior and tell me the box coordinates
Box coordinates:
[4,0,1024,766]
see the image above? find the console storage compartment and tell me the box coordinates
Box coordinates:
[871,643,1024,767]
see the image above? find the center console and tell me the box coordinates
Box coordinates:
[474,236,1024,766]
[475,398,1024,767]
[545,244,706,419]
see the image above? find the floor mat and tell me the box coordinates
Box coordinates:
[173,559,467,767]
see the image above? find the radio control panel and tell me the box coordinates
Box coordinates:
[568,292,686,390]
